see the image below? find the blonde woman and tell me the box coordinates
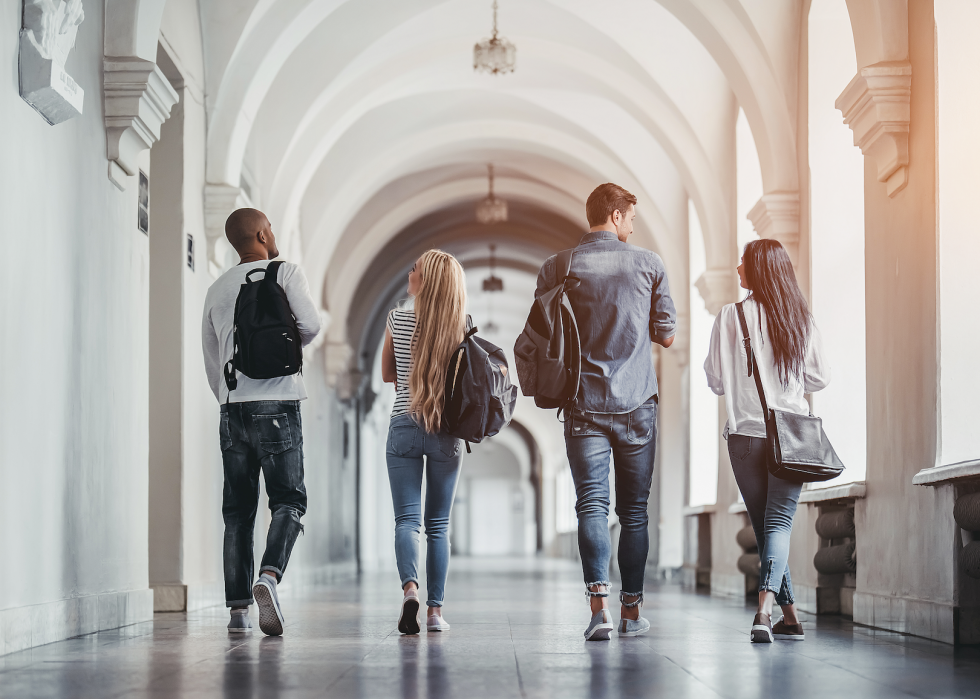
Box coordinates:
[381,250,467,635]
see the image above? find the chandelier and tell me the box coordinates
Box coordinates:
[475,164,508,224]
[473,1,516,75]
[483,244,504,292]
[483,245,502,333]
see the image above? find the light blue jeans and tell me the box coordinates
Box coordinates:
[728,434,802,606]
[385,414,463,607]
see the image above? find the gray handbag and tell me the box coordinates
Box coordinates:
[736,302,844,483]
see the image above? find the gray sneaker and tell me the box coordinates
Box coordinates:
[584,610,614,641]
[618,616,650,637]
[227,609,252,633]
[252,574,284,636]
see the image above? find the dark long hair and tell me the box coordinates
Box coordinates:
[742,239,812,387]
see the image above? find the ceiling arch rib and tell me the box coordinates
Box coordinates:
[345,200,581,378]
[324,175,597,348]
[300,120,682,314]
[257,38,731,276]
[204,0,352,185]
[208,0,736,276]
[654,0,798,194]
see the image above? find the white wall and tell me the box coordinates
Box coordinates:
[936,0,980,466]
[0,1,153,652]
[736,109,763,256]
[688,201,719,507]
[807,0,867,484]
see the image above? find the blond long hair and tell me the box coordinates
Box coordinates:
[409,250,467,433]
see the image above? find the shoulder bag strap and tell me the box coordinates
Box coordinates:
[736,301,770,418]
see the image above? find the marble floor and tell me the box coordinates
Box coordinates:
[2,557,980,699]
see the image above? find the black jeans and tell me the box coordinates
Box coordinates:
[220,400,307,607]
[564,396,658,595]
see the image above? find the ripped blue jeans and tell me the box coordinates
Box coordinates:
[220,401,307,607]
[728,434,802,606]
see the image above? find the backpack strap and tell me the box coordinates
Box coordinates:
[263,260,284,286]
[556,249,575,285]
[735,301,770,418]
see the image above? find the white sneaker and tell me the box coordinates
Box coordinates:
[398,591,421,635]
[227,609,252,633]
[252,574,284,636]
[427,615,450,632]
[618,616,650,637]
[584,610,614,641]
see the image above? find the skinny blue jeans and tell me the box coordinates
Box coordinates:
[386,414,463,607]
[728,434,802,606]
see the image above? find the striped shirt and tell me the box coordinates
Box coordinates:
[387,308,417,418]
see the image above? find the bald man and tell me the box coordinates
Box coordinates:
[201,208,321,636]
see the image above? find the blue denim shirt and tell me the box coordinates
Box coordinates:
[535,231,677,414]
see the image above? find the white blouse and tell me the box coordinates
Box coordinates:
[704,297,831,439]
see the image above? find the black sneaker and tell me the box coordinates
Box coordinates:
[750,613,773,643]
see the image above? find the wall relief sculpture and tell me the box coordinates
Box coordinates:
[19,0,85,125]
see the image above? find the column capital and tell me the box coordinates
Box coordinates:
[104,57,178,190]
[694,268,738,316]
[747,192,801,266]
[836,61,912,197]
[324,342,357,400]
[203,184,242,276]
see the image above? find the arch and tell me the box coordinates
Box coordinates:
[654,0,799,194]
[262,38,730,278]
[325,176,586,343]
[204,0,441,185]
[300,120,683,314]
[203,0,732,274]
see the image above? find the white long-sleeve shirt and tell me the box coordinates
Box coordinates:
[704,297,830,438]
[202,260,321,403]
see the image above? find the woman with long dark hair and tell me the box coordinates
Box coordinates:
[381,250,467,635]
[704,239,830,643]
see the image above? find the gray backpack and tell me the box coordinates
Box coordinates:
[442,327,518,451]
[513,249,582,413]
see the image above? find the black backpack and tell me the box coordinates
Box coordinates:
[442,326,518,450]
[513,249,582,412]
[223,261,303,399]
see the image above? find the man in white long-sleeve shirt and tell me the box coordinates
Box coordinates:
[202,208,321,636]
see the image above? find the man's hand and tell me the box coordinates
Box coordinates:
[654,335,675,349]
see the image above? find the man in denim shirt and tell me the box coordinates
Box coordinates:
[535,183,676,640]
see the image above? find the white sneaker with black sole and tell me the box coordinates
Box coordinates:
[252,574,284,637]
[398,591,421,635]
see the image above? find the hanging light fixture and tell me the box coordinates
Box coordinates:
[482,244,504,292]
[473,1,516,75]
[475,164,508,224]
[483,246,502,333]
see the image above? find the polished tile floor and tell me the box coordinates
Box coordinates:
[3,557,980,698]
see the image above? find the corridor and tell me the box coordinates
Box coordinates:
[3,559,979,699]
[4,0,980,693]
